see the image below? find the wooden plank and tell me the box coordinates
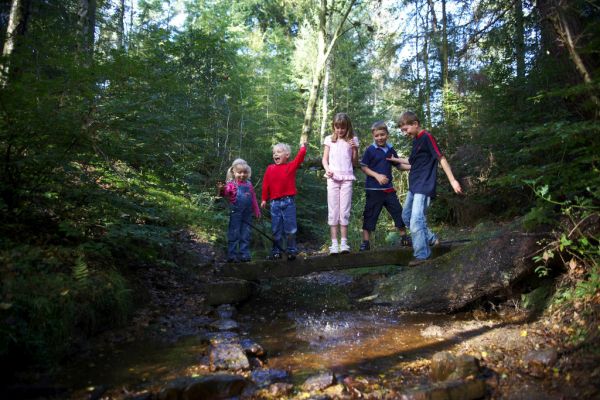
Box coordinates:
[216,244,455,281]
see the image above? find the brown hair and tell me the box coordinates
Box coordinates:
[331,112,355,143]
[370,120,389,133]
[397,111,420,126]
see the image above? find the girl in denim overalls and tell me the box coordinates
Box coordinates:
[219,159,261,262]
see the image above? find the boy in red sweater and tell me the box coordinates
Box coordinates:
[261,140,308,260]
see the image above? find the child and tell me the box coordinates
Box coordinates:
[261,140,308,260]
[218,159,261,263]
[322,113,359,254]
[396,111,462,265]
[359,121,411,251]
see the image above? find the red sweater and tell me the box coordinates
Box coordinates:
[261,145,307,202]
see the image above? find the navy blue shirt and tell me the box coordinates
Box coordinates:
[360,143,399,190]
[408,130,443,197]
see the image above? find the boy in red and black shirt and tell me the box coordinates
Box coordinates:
[261,141,307,260]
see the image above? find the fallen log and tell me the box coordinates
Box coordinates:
[215,243,459,281]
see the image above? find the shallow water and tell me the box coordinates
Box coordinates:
[239,305,462,379]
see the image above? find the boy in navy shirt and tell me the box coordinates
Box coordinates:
[359,121,411,251]
[397,111,462,265]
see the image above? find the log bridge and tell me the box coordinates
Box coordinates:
[216,242,459,281]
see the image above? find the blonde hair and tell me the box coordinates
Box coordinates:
[331,112,355,143]
[226,158,251,182]
[273,143,291,156]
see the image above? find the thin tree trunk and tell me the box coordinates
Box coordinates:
[116,0,126,50]
[319,59,330,144]
[514,0,525,79]
[1,0,29,86]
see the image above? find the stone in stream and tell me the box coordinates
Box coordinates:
[250,368,290,388]
[215,303,237,319]
[182,374,248,400]
[210,318,239,331]
[401,379,487,400]
[240,337,265,357]
[301,370,336,392]
[430,351,480,381]
[209,342,250,371]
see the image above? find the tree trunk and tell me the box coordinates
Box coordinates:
[1,0,30,86]
[116,0,126,50]
[300,0,356,144]
[514,0,525,79]
[540,0,599,110]
[78,0,97,62]
[319,58,330,144]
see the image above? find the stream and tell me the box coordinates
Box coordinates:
[59,269,488,398]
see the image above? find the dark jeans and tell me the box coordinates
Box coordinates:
[270,196,297,255]
[362,190,405,231]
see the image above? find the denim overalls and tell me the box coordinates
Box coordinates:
[227,182,254,261]
[270,195,297,256]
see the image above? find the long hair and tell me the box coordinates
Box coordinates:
[226,158,251,182]
[331,112,355,143]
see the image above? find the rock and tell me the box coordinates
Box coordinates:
[373,222,540,312]
[302,370,336,392]
[215,304,237,319]
[523,348,558,368]
[204,279,254,306]
[207,331,240,344]
[323,384,345,397]
[209,343,250,371]
[210,319,239,331]
[250,368,290,388]
[523,348,559,377]
[431,352,480,382]
[158,378,197,400]
[267,382,294,397]
[401,379,486,400]
[183,374,247,400]
[421,325,446,338]
[240,338,265,357]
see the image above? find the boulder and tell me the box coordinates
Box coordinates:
[373,223,540,312]
[209,343,250,371]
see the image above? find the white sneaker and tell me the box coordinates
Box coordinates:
[329,242,339,255]
[340,243,350,254]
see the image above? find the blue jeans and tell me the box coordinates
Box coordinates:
[270,196,297,255]
[227,206,252,260]
[402,192,437,260]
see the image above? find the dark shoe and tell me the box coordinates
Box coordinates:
[400,235,412,247]
[359,241,370,251]
[267,253,282,260]
[408,258,428,267]
[287,252,297,261]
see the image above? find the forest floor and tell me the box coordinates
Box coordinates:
[10,232,598,399]
[70,231,599,400]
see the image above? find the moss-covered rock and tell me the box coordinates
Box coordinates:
[372,222,541,312]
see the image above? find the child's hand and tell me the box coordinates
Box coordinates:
[260,200,267,208]
[324,168,334,178]
[375,173,389,185]
[350,137,359,148]
[451,179,463,194]
[300,139,308,147]
[386,156,398,163]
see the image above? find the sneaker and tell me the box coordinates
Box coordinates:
[408,258,428,267]
[340,243,350,254]
[400,235,412,247]
[267,253,282,260]
[359,241,370,251]
[329,242,339,255]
